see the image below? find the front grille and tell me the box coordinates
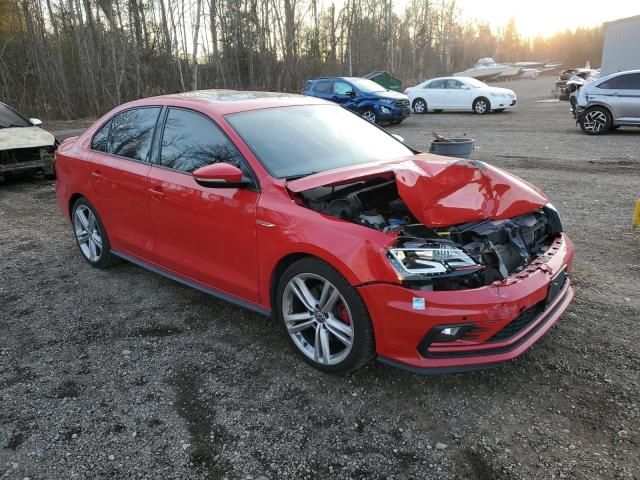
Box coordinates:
[489,301,546,342]
[395,99,410,108]
[0,147,43,165]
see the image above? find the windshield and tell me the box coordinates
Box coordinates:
[226,105,413,179]
[348,78,387,93]
[464,78,488,88]
[0,103,32,128]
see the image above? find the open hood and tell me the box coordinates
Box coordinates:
[0,126,56,151]
[287,154,548,226]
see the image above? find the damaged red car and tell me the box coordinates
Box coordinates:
[55,91,574,374]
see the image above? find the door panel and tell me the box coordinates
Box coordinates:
[147,168,260,301]
[444,79,473,109]
[86,107,161,257]
[147,108,260,301]
[423,79,446,109]
[87,152,153,256]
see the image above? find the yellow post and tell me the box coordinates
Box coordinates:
[634,199,640,229]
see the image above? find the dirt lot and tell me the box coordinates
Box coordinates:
[1,77,639,479]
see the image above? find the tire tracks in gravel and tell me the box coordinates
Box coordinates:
[171,362,230,479]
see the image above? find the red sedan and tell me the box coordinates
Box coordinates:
[55,91,574,374]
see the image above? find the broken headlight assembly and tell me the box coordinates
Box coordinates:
[387,243,480,277]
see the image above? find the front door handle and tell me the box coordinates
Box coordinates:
[148,187,165,199]
[91,170,103,181]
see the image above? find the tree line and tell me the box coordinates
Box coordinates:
[0,0,603,119]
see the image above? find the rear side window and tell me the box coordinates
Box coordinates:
[598,74,640,90]
[313,81,332,93]
[427,79,445,89]
[159,108,243,173]
[107,107,161,161]
[91,120,111,152]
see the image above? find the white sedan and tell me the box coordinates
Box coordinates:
[404,77,517,114]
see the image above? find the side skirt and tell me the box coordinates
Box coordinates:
[112,249,271,317]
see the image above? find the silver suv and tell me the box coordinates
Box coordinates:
[574,70,640,135]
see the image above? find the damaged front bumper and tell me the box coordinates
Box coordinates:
[0,145,56,176]
[359,233,575,373]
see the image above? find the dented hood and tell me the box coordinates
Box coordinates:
[0,126,56,151]
[287,154,549,226]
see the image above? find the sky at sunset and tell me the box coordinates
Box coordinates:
[452,0,639,37]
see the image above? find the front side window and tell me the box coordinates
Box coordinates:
[159,108,243,173]
[446,79,464,89]
[427,79,445,89]
[226,104,413,179]
[333,81,353,95]
[313,81,332,93]
[107,107,161,161]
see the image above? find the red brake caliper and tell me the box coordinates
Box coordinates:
[337,303,351,325]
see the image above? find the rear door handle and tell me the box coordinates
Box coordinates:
[148,187,165,199]
[91,170,103,180]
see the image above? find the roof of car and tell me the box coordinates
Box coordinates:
[125,89,329,115]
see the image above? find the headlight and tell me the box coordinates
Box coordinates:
[380,106,391,114]
[387,244,479,276]
[379,98,395,104]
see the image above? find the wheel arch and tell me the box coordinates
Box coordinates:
[68,192,87,218]
[412,97,427,109]
[473,96,490,109]
[268,250,363,314]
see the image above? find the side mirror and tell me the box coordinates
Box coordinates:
[461,85,470,90]
[346,90,356,98]
[391,133,405,143]
[29,118,42,126]
[192,163,250,188]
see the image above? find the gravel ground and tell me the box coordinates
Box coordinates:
[1,77,639,480]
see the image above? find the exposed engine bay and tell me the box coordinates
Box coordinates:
[298,178,563,291]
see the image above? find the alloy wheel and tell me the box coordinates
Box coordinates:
[362,110,376,123]
[282,273,354,365]
[583,110,609,133]
[73,205,102,262]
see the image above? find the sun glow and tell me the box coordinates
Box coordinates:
[452,0,639,38]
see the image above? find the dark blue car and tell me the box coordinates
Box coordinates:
[303,77,410,125]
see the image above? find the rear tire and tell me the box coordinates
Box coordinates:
[580,106,612,135]
[275,257,375,374]
[71,197,120,268]
[473,97,490,114]
[412,98,427,114]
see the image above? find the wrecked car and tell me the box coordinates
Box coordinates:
[54,91,574,374]
[0,102,57,181]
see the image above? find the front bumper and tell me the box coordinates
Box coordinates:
[358,233,575,373]
[374,104,411,121]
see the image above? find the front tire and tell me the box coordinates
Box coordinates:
[362,109,377,124]
[72,198,120,268]
[275,257,375,374]
[412,98,427,114]
[580,106,612,135]
[473,97,490,114]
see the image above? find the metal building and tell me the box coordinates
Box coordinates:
[601,15,640,75]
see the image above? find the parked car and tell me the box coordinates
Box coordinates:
[573,70,640,135]
[405,77,517,114]
[302,77,410,124]
[55,90,574,374]
[0,102,57,180]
